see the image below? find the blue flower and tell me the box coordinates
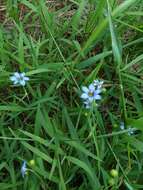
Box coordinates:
[10,72,29,86]
[93,80,104,89]
[81,82,103,108]
[120,122,136,135]
[81,84,101,101]
[21,161,27,178]
[128,127,135,136]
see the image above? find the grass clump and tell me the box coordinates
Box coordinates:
[1,0,143,189]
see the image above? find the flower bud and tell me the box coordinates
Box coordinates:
[29,159,35,166]
[110,169,118,177]
[113,124,118,128]
[108,178,115,186]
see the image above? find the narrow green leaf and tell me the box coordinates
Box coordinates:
[67,156,95,181]
[21,141,53,163]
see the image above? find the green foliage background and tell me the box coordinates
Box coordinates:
[0,0,143,189]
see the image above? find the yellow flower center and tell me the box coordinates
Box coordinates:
[88,92,93,97]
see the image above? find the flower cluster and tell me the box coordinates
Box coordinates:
[10,72,29,86]
[81,80,104,108]
[120,122,136,135]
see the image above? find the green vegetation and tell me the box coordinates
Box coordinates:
[1,0,143,189]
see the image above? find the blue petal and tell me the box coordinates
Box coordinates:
[14,72,20,78]
[82,86,89,93]
[19,80,26,86]
[88,84,95,92]
[94,89,101,95]
[81,93,88,99]
[24,76,29,81]
[10,76,17,81]
[20,73,26,77]
[13,80,19,85]
[94,94,101,100]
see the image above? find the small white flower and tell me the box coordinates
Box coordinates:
[10,72,29,86]
[128,127,135,136]
[120,122,136,136]
[21,161,27,178]
[93,80,104,89]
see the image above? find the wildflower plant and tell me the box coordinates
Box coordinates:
[120,122,137,136]
[1,1,143,190]
[10,72,29,86]
[81,80,104,108]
